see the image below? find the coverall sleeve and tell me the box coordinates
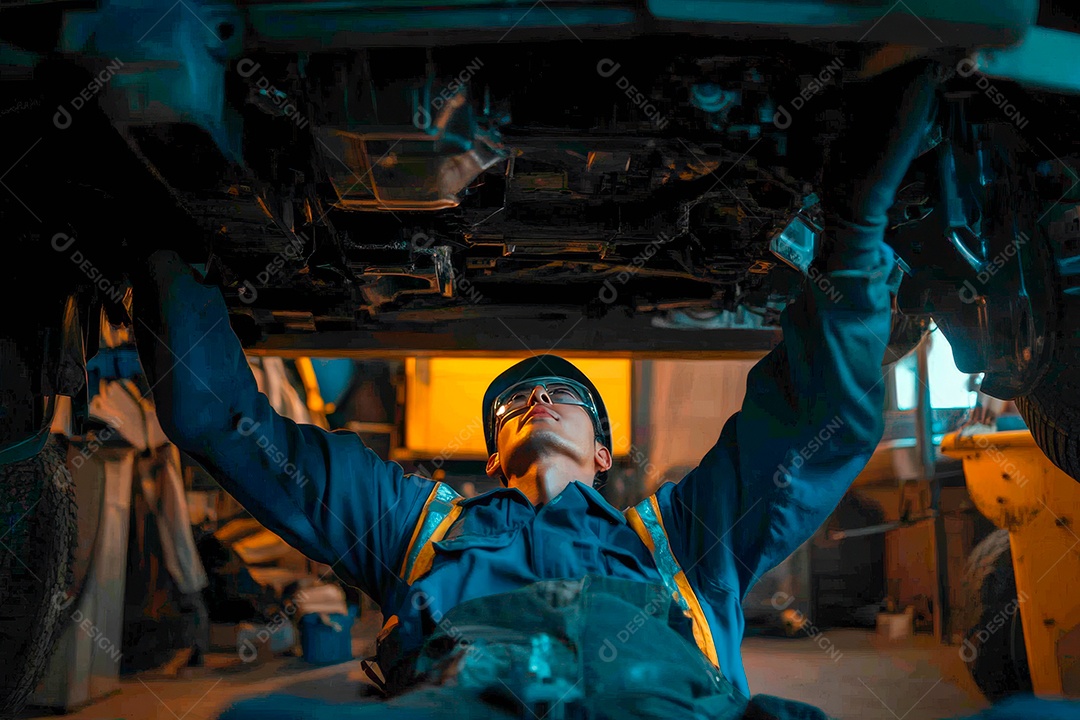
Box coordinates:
[662,251,894,597]
[131,251,435,604]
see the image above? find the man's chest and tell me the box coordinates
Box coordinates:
[430,514,660,583]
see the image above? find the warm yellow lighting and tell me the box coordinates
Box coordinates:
[405,357,631,459]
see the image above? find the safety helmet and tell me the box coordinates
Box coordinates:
[482,355,612,489]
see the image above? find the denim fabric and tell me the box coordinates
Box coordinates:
[411,576,748,720]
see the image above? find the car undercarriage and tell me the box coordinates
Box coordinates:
[5,1,1080,467]
[2,1,1080,455]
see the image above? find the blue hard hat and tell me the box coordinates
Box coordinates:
[482,355,612,488]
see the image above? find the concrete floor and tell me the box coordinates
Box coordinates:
[742,629,990,719]
[22,619,991,720]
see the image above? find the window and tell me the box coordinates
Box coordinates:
[893,326,981,411]
[404,357,632,458]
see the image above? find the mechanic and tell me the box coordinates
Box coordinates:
[131,62,933,719]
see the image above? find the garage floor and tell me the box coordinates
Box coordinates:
[20,616,990,720]
[742,629,989,719]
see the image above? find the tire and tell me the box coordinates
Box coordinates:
[1014,214,1080,481]
[0,437,78,717]
[959,529,1033,703]
[1016,379,1080,481]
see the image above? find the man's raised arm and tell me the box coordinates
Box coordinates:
[656,61,940,596]
[131,250,437,604]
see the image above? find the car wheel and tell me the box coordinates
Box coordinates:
[960,529,1033,703]
[0,436,78,716]
[1012,202,1080,481]
[1016,376,1080,481]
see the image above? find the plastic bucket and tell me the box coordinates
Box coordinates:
[299,604,358,665]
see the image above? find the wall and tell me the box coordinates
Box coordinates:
[637,359,987,636]
[639,358,758,496]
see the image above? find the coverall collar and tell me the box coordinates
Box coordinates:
[460,480,627,525]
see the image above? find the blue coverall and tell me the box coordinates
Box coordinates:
[133,246,894,701]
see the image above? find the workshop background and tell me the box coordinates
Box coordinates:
[14,319,1075,720]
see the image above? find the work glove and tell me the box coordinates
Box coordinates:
[820,60,941,273]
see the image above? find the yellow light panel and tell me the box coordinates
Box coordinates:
[405,357,631,459]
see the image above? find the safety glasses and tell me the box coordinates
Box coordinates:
[491,376,602,436]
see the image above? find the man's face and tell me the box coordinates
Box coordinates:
[488,382,610,483]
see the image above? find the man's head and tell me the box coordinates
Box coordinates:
[482,356,612,496]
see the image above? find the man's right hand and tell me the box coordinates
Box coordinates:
[820,60,940,272]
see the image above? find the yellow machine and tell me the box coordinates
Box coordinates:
[941,430,1080,697]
